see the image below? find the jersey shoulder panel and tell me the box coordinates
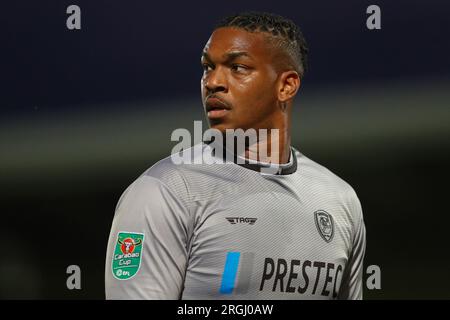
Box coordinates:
[142,143,251,203]
[137,149,195,208]
[295,149,364,222]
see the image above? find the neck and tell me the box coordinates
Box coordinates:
[245,108,292,164]
[243,127,290,164]
[217,109,292,164]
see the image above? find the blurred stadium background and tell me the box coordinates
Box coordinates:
[1,0,449,299]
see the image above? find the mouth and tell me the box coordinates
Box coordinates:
[205,96,231,119]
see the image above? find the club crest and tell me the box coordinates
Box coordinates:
[314,210,334,243]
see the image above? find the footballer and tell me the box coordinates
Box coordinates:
[105,11,366,300]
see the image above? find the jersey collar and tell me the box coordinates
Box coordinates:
[218,144,298,175]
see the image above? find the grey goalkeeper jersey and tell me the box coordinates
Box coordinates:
[105,143,366,300]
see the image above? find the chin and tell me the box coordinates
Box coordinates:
[208,121,231,133]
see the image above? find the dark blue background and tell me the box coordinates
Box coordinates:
[1,0,450,299]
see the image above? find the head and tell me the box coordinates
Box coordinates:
[201,12,308,133]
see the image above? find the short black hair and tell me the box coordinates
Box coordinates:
[215,11,308,77]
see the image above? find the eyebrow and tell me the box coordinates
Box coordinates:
[201,51,253,63]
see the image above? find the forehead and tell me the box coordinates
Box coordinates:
[203,27,272,61]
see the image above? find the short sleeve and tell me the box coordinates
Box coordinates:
[338,192,366,300]
[105,175,191,299]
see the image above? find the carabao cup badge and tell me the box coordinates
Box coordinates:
[112,232,145,280]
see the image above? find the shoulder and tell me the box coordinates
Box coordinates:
[294,148,363,221]
[116,146,199,211]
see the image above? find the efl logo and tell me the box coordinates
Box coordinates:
[226,217,257,225]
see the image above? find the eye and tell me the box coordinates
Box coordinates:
[202,63,212,72]
[231,64,248,73]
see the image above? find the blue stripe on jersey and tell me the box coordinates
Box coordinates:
[220,252,241,294]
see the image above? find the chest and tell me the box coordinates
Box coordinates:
[182,189,353,299]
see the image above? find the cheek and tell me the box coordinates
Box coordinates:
[232,75,276,111]
[200,77,207,96]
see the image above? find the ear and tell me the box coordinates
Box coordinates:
[277,71,301,103]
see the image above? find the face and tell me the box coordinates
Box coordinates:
[201,27,281,132]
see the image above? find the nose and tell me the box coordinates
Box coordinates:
[203,67,227,95]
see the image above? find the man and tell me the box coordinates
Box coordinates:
[105,12,366,300]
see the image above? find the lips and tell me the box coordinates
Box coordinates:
[205,96,231,119]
